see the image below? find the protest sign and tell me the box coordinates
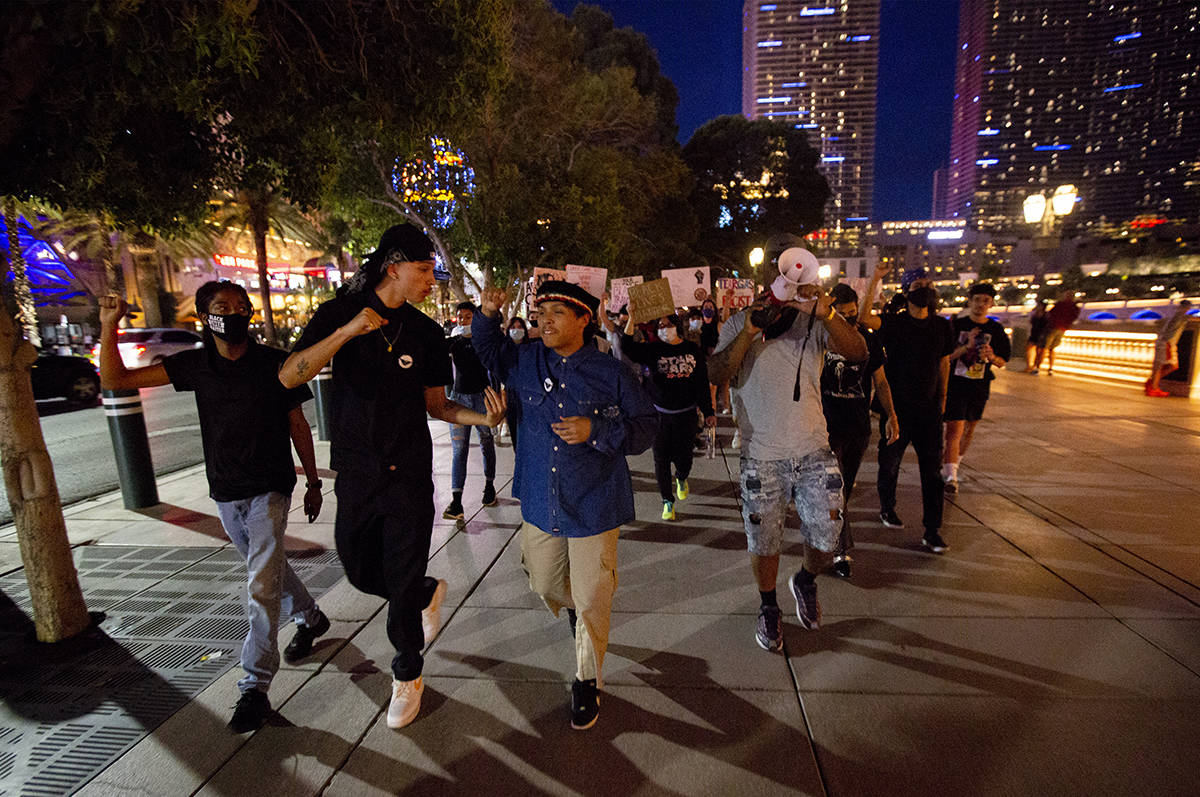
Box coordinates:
[661,266,711,307]
[608,275,643,313]
[527,267,568,311]
[714,278,757,312]
[565,264,608,299]
[626,279,676,325]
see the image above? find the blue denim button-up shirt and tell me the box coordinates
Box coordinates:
[472,313,658,537]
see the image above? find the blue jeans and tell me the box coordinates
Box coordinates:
[215,492,321,694]
[448,390,496,491]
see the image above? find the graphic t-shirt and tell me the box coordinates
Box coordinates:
[821,325,885,429]
[950,316,1011,381]
[618,336,713,414]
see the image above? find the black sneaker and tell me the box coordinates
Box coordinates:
[755,604,783,652]
[922,530,949,554]
[944,478,959,495]
[442,499,464,520]
[789,572,821,631]
[283,610,330,663]
[566,607,578,638]
[880,509,904,528]
[229,689,271,733]
[832,556,852,579]
[481,483,498,507]
[570,678,599,730]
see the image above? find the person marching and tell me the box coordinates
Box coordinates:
[472,280,657,730]
[280,224,505,730]
[99,282,328,734]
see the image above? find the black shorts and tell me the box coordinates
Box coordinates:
[944,379,990,422]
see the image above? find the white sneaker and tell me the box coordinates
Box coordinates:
[730,430,741,450]
[387,676,423,728]
[422,579,448,646]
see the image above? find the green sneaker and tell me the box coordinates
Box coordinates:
[675,478,689,501]
[661,501,676,521]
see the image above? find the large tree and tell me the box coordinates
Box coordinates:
[683,115,830,280]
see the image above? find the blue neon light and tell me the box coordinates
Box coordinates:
[1033,144,1072,151]
[826,136,840,140]
[978,128,1000,136]
[800,7,835,16]
[1087,311,1118,320]
[780,82,808,88]
[975,158,999,166]
[985,68,1011,75]
[763,111,801,117]
[760,4,777,9]
[1131,310,1162,320]
[1103,83,1143,92]
[849,35,871,42]
[846,216,869,221]
[822,155,845,162]
[961,42,968,50]
[796,123,819,129]
[757,40,782,48]
[756,96,791,104]
[1113,32,1141,42]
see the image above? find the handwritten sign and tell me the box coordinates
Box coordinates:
[608,275,643,313]
[565,264,608,299]
[714,278,757,311]
[661,266,711,307]
[527,267,568,311]
[626,278,676,325]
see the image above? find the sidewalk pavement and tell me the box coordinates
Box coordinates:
[1,371,1199,796]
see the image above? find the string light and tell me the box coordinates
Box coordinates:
[392,137,477,229]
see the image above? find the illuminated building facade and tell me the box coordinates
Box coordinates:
[946,0,1200,230]
[742,0,880,224]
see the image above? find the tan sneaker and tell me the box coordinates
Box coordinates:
[387,676,423,729]
[422,579,448,646]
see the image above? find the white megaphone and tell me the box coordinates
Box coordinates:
[769,247,821,302]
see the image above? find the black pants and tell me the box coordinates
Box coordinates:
[653,409,698,502]
[827,413,870,555]
[334,470,438,681]
[876,409,944,532]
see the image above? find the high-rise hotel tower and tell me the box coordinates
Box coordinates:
[742,1,881,224]
[947,0,1200,229]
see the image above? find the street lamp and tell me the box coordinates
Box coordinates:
[1023,184,1077,281]
[748,246,765,284]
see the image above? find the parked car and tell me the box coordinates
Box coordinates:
[90,327,204,368]
[32,353,101,405]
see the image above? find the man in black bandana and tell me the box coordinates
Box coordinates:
[859,264,955,553]
[99,281,329,734]
[281,224,505,730]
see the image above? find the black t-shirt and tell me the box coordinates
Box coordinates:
[619,335,713,414]
[293,291,452,476]
[700,320,719,353]
[878,311,955,413]
[949,315,1012,385]
[164,341,312,502]
[821,325,885,425]
[448,334,490,394]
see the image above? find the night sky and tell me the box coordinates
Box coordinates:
[550,0,960,221]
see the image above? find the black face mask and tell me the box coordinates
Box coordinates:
[907,287,938,309]
[843,313,858,326]
[206,312,251,344]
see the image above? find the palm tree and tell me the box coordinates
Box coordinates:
[2,196,49,347]
[210,188,316,346]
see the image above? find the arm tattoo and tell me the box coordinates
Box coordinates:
[295,358,309,378]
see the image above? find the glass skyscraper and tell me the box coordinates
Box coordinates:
[946,0,1200,229]
[742,0,881,225]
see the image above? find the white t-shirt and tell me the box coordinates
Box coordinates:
[715,307,830,461]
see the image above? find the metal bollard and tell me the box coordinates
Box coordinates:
[312,365,334,441]
[102,389,159,508]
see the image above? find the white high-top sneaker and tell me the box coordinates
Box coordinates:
[387,676,423,729]
[422,579,448,646]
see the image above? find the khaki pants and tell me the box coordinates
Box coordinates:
[520,522,619,686]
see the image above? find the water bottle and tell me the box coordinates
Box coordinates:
[705,426,716,459]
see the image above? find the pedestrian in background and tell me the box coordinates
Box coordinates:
[442,301,499,520]
[1024,298,1049,372]
[99,282,328,734]
[1145,299,1193,397]
[1030,290,1080,375]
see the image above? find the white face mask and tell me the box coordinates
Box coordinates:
[657,328,679,343]
[451,325,470,338]
[688,318,702,331]
[508,327,526,342]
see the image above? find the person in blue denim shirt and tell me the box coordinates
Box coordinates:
[473,280,657,731]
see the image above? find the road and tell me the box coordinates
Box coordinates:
[0,386,316,526]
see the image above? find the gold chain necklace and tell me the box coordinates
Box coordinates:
[378,323,403,352]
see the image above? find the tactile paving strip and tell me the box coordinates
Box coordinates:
[0,544,345,796]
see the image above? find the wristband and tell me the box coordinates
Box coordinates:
[824,306,836,322]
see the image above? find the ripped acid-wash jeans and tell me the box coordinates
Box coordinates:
[738,450,844,558]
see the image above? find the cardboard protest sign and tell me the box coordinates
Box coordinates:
[608,275,643,313]
[565,264,608,299]
[714,278,757,312]
[527,267,568,311]
[626,278,676,325]
[661,266,711,307]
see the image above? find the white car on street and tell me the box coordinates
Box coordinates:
[92,328,204,368]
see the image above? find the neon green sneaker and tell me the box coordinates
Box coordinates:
[662,501,675,521]
[675,478,689,501]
